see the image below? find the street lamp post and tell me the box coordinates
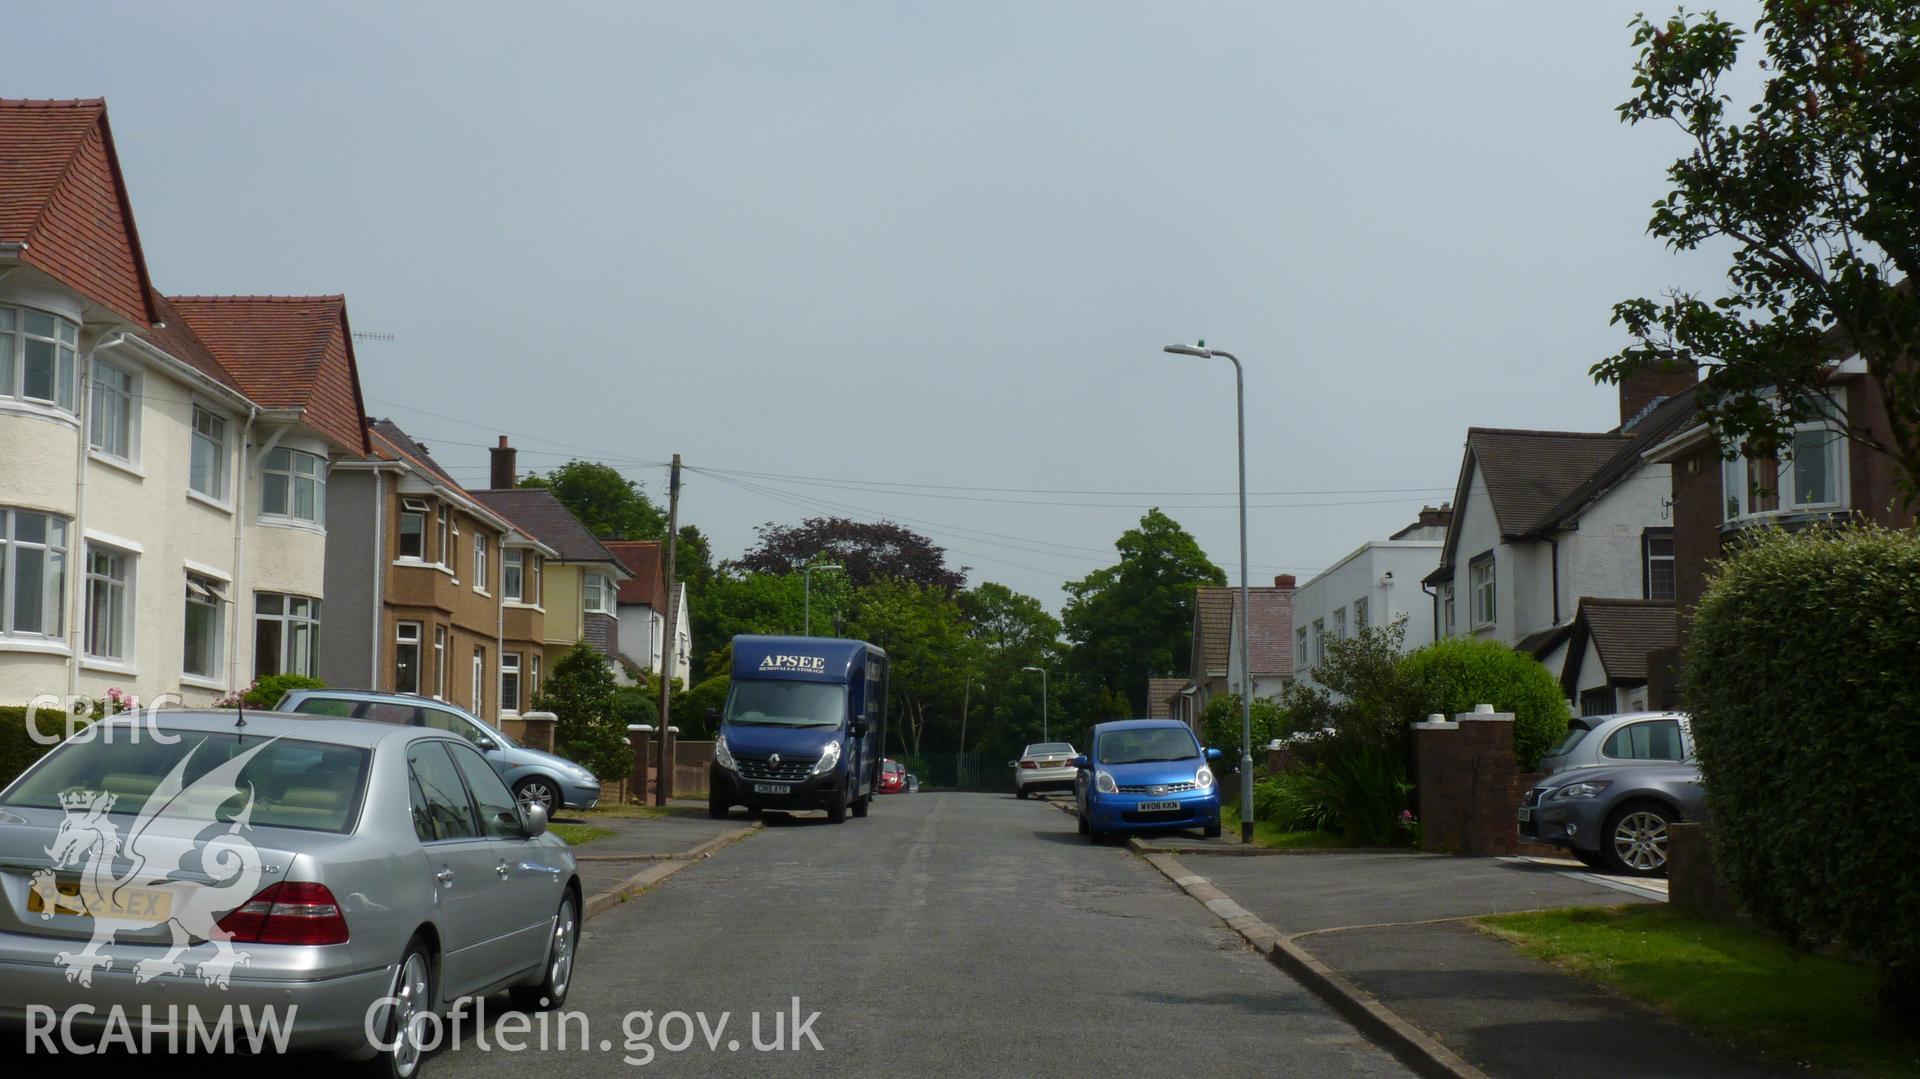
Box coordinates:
[803,563,843,637]
[1021,665,1048,741]
[1163,341,1255,844]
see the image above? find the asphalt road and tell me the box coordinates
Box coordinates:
[438,790,1409,1077]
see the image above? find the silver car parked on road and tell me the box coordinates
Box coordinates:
[0,710,582,1077]
[1537,711,1691,775]
[1010,742,1078,798]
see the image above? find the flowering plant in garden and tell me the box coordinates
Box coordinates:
[98,688,141,716]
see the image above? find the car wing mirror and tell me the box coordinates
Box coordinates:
[1070,755,1090,769]
[477,736,498,751]
[521,802,549,838]
[1206,748,1223,762]
[1006,759,1018,768]
[850,722,869,738]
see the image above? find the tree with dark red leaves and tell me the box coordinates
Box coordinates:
[733,517,966,592]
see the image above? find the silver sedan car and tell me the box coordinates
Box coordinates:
[0,710,581,1077]
[1011,741,1078,798]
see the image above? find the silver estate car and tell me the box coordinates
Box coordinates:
[1537,711,1692,775]
[278,689,602,814]
[0,710,581,1077]
[1011,742,1078,798]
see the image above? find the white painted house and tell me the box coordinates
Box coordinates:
[604,540,693,687]
[1421,373,1697,710]
[0,100,370,710]
[1290,508,1448,687]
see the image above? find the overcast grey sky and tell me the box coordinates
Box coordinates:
[13,1,1760,608]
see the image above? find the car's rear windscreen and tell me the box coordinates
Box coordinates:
[3,731,370,833]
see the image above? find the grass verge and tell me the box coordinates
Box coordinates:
[1220,804,1350,850]
[549,823,616,847]
[1480,904,1919,1077]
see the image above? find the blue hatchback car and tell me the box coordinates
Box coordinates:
[1073,719,1223,844]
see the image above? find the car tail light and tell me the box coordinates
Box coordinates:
[217,882,349,945]
[1019,760,1037,769]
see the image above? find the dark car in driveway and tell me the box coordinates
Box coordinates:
[1520,760,1708,876]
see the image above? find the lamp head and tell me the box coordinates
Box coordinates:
[1162,343,1213,359]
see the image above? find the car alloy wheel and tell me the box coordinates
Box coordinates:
[513,894,579,1010]
[384,944,432,1078]
[1609,808,1671,874]
[516,778,558,815]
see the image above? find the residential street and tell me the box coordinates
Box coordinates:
[442,791,1408,1077]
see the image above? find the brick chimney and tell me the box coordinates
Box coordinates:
[489,436,517,489]
[1620,356,1698,431]
[1273,574,1296,590]
[1418,503,1453,530]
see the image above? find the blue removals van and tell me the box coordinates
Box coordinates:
[709,635,889,823]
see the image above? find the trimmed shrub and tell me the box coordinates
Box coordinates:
[244,673,325,710]
[1685,525,1920,1012]
[1398,637,1571,770]
[0,705,83,787]
[534,642,630,779]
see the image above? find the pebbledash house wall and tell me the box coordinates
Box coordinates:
[0,284,323,710]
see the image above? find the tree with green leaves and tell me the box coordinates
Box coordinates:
[520,461,667,540]
[532,641,629,778]
[1594,2,1920,507]
[955,582,1065,757]
[847,578,980,759]
[1062,509,1225,714]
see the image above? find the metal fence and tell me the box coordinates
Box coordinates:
[907,752,1008,791]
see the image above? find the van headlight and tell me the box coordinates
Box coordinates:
[811,740,842,775]
[1194,766,1214,789]
[714,737,737,772]
[1095,770,1117,794]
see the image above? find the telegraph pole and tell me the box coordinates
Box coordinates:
[655,454,681,806]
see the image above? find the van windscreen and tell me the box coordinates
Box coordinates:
[724,682,846,728]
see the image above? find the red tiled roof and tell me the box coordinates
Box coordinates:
[1194,585,1294,678]
[602,541,666,608]
[0,99,160,326]
[167,295,370,454]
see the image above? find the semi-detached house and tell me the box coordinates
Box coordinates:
[0,99,371,709]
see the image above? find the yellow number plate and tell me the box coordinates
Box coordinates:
[27,879,173,920]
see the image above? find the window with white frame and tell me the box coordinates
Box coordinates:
[473,533,489,593]
[529,653,541,701]
[435,507,450,566]
[399,498,428,560]
[0,305,79,412]
[83,544,134,661]
[0,508,69,639]
[501,652,521,714]
[1311,618,1326,667]
[1353,596,1369,632]
[471,645,485,715]
[1295,626,1309,667]
[1332,606,1347,641]
[254,593,320,678]
[530,555,542,605]
[501,549,524,601]
[183,573,225,679]
[190,406,227,500]
[260,448,326,523]
[1723,422,1847,521]
[89,359,137,461]
[583,572,614,615]
[433,625,447,699]
[1469,553,1496,629]
[395,621,422,694]
[1441,581,1456,637]
[1644,529,1676,602]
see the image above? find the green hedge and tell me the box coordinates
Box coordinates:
[1685,525,1920,1012]
[0,706,84,787]
[1398,636,1571,770]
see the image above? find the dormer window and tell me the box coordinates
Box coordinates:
[1722,423,1846,522]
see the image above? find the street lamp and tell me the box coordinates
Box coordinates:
[1021,665,1049,741]
[1163,341,1254,844]
[803,563,843,637]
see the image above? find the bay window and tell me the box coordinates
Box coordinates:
[1469,552,1496,629]
[502,548,524,601]
[530,654,541,701]
[583,572,614,615]
[433,625,447,699]
[0,305,79,412]
[1723,416,1846,522]
[261,448,326,523]
[473,533,489,593]
[501,652,522,714]
[471,645,485,715]
[0,508,69,639]
[254,593,320,678]
[1440,581,1456,637]
[399,498,428,559]
[83,544,134,661]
